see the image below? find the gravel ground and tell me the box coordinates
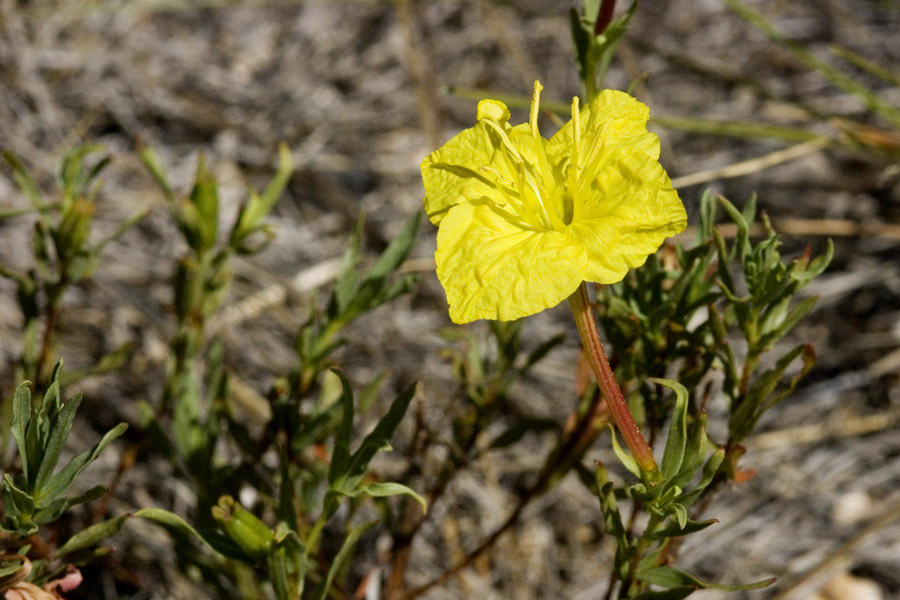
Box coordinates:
[1,1,900,599]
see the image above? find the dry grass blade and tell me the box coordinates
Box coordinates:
[671,137,831,189]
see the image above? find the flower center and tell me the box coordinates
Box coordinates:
[476,83,574,232]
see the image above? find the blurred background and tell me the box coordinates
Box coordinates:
[1,1,900,598]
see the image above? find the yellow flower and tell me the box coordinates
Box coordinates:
[421,82,687,324]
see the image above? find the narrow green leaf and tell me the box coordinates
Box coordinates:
[679,448,725,507]
[231,144,293,253]
[366,206,422,280]
[134,507,218,553]
[668,502,688,529]
[698,189,718,242]
[242,142,293,231]
[57,144,106,203]
[11,382,33,483]
[344,212,422,319]
[3,151,46,217]
[40,422,128,508]
[356,482,427,514]
[340,382,417,490]
[607,425,642,479]
[712,232,737,294]
[268,527,307,600]
[137,144,175,203]
[2,473,35,521]
[648,517,718,540]
[767,296,817,346]
[731,344,805,441]
[189,155,219,251]
[717,196,749,254]
[259,143,294,212]
[53,514,131,559]
[523,333,566,371]
[594,462,627,551]
[33,484,107,525]
[327,370,355,486]
[60,342,134,387]
[741,194,758,225]
[831,44,900,87]
[637,565,775,591]
[311,520,377,600]
[356,371,387,416]
[583,0,601,24]
[96,208,149,254]
[803,239,834,280]
[570,8,592,82]
[666,414,708,492]
[34,393,84,493]
[489,418,559,449]
[655,378,689,479]
[331,212,365,316]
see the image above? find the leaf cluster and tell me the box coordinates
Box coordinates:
[589,191,831,597]
[596,379,772,598]
[134,149,423,597]
[1,363,126,538]
[571,1,638,100]
[598,190,831,453]
[1,147,143,394]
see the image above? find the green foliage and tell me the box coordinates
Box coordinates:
[598,190,831,448]
[571,0,637,99]
[1,362,125,536]
[0,4,841,592]
[588,192,831,597]
[133,146,425,598]
[0,147,144,395]
[296,212,421,393]
[0,148,832,598]
[593,378,765,598]
[325,372,424,515]
[136,144,295,514]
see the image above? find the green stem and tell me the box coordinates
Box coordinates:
[568,282,659,477]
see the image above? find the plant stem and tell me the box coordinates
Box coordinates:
[568,282,659,477]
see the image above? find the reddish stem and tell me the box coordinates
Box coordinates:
[568,282,658,476]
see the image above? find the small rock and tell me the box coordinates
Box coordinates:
[819,572,884,600]
[831,490,874,526]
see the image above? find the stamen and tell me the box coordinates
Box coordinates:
[563,97,582,225]
[530,81,543,138]
[480,119,523,164]
[480,166,516,190]
[571,97,582,169]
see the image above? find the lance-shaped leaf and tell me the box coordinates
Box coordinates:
[655,378,689,480]
[268,526,307,600]
[328,373,418,504]
[310,520,377,600]
[636,565,775,591]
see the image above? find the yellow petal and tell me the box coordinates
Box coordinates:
[549,89,660,169]
[435,202,586,323]
[421,122,504,225]
[569,153,687,283]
